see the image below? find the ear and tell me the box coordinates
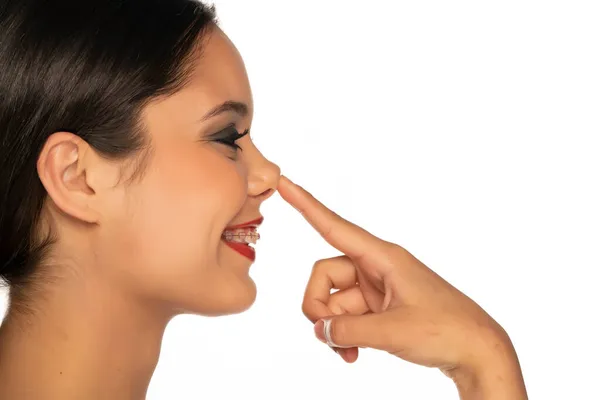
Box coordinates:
[37,132,102,223]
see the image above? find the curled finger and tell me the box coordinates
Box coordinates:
[302,255,357,323]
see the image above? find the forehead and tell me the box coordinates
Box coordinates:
[186,27,253,114]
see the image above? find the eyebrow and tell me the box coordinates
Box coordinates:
[200,101,249,122]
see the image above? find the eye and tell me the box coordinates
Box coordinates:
[209,125,249,151]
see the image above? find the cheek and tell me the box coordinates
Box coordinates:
[120,145,247,269]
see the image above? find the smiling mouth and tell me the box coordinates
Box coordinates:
[221,217,263,262]
[222,228,260,245]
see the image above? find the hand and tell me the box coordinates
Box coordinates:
[277,175,527,399]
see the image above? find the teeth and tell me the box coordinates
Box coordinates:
[222,228,260,244]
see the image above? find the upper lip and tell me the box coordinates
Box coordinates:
[224,216,264,230]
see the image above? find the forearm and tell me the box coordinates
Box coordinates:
[449,331,528,400]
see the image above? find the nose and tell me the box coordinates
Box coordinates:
[247,148,280,202]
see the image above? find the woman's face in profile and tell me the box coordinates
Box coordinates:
[97,27,280,316]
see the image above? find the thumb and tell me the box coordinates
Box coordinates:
[314,311,403,351]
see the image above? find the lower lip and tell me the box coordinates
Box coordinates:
[222,240,256,262]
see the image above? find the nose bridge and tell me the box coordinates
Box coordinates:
[246,143,280,198]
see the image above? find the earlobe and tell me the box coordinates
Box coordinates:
[37,132,100,223]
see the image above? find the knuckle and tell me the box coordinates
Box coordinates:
[385,242,412,264]
[312,255,348,272]
[302,299,312,319]
[327,299,345,316]
[386,241,405,255]
[312,257,334,275]
[301,299,322,322]
[312,258,327,271]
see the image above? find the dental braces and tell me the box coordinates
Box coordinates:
[222,229,260,244]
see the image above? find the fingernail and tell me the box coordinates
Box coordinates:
[281,175,293,185]
[314,319,327,344]
[282,175,305,191]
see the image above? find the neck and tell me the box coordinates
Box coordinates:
[0,278,173,400]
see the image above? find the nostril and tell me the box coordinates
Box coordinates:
[259,188,274,199]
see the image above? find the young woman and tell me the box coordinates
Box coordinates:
[0,1,527,398]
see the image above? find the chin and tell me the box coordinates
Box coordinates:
[219,278,258,316]
[177,277,258,317]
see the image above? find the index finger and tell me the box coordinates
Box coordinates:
[277,175,384,260]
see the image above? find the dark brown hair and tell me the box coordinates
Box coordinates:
[0,0,216,291]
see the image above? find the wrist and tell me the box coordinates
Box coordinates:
[447,328,528,400]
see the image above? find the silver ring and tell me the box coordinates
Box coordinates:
[323,319,336,347]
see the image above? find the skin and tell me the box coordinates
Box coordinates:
[278,176,528,399]
[0,26,280,399]
[0,24,526,400]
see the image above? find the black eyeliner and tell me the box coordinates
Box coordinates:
[205,124,249,151]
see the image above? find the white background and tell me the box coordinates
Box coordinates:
[2,1,599,398]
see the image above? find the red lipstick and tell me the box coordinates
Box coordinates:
[225,216,264,230]
[223,241,256,262]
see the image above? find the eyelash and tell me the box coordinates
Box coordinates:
[212,126,249,151]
